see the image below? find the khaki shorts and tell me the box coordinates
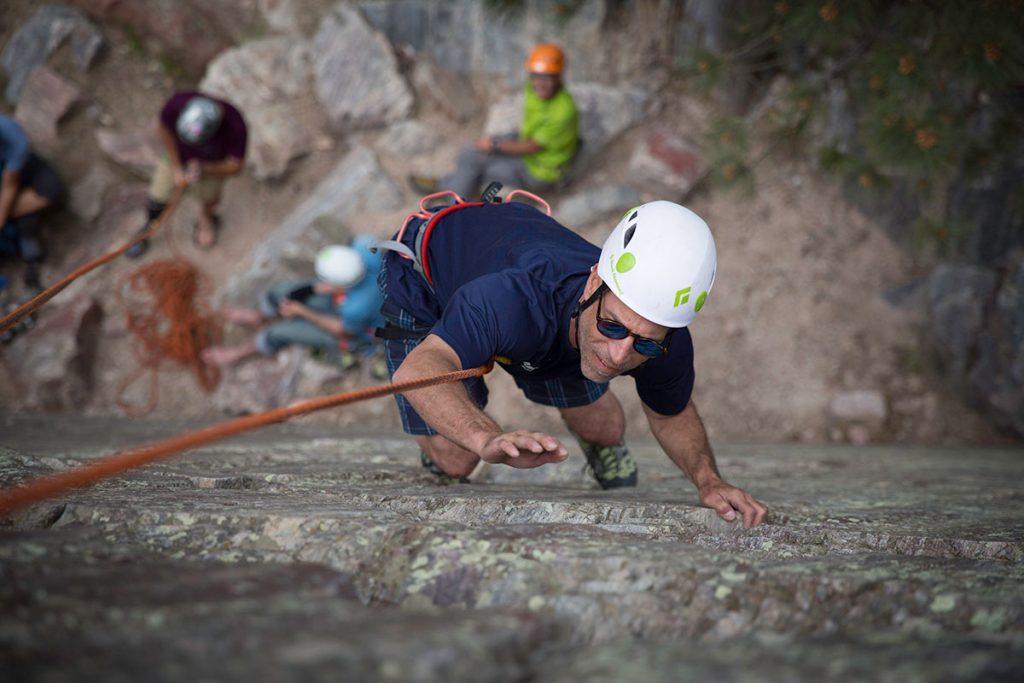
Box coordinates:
[149,155,226,205]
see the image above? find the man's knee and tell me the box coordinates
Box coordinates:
[559,394,626,446]
[455,146,485,169]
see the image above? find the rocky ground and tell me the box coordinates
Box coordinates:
[1,414,1023,681]
[0,1,1014,448]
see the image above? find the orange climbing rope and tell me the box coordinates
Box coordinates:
[0,185,186,336]
[116,258,222,415]
[0,362,493,516]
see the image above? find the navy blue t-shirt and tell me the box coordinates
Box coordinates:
[385,201,696,416]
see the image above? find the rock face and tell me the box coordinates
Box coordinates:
[1,298,104,411]
[65,0,237,75]
[200,37,330,180]
[1,4,103,105]
[1,416,1023,680]
[220,145,402,305]
[929,258,1024,436]
[311,4,414,132]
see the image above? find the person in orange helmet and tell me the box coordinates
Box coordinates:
[409,43,579,198]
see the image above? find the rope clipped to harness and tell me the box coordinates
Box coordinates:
[116,258,222,416]
[0,362,494,516]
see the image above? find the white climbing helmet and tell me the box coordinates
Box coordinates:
[176,96,223,145]
[596,201,717,328]
[315,245,366,288]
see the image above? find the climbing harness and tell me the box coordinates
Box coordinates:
[371,181,552,290]
[0,362,494,516]
[372,181,552,342]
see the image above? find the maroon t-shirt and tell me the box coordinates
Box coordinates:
[160,91,247,164]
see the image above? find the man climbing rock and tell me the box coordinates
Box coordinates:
[377,197,768,528]
[202,235,386,379]
[409,43,579,198]
[0,115,64,291]
[127,92,247,257]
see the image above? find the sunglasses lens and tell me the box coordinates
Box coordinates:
[596,320,629,340]
[633,339,664,358]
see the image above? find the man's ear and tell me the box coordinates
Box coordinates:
[584,266,601,296]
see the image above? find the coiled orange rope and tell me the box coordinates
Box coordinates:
[116,258,222,416]
[0,362,493,516]
[0,186,185,336]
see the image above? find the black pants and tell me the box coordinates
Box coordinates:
[2,153,64,262]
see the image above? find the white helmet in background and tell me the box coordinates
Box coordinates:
[176,96,223,145]
[596,201,717,328]
[315,245,365,288]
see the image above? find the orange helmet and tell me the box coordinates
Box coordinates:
[525,43,565,75]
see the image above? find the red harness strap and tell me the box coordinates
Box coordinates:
[418,201,484,285]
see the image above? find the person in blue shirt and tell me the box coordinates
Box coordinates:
[0,115,64,290]
[202,235,386,378]
[378,199,767,528]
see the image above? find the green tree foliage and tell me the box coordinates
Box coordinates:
[692,0,1023,249]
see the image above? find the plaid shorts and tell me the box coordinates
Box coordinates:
[378,258,608,436]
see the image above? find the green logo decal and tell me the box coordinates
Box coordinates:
[673,287,691,307]
[694,291,708,312]
[609,254,623,294]
[615,252,636,273]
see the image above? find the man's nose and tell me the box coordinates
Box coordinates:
[608,338,634,366]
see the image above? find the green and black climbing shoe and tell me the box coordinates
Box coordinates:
[420,450,470,485]
[578,439,637,489]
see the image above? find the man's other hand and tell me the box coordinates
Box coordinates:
[699,482,768,529]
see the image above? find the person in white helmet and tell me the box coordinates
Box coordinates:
[201,236,386,378]
[378,198,767,528]
[127,91,247,257]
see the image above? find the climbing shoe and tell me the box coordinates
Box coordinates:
[420,450,469,485]
[578,439,638,489]
[408,174,440,195]
[369,353,389,381]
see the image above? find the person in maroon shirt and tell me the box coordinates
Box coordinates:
[127,91,247,257]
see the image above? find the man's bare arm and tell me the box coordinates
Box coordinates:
[0,169,21,226]
[392,334,568,466]
[643,401,768,528]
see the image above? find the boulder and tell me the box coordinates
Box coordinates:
[1,4,103,105]
[411,54,481,123]
[211,347,303,415]
[554,184,642,230]
[13,65,80,147]
[627,128,707,198]
[1,295,103,411]
[68,163,117,223]
[94,126,162,177]
[65,0,234,76]
[378,120,435,158]
[200,37,330,180]
[221,145,401,305]
[828,389,888,435]
[311,5,414,132]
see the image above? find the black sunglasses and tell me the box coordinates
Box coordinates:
[595,291,670,358]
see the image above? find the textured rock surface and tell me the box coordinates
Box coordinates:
[1,416,1022,679]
